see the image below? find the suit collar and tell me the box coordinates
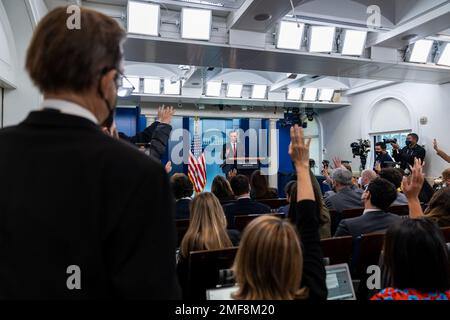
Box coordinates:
[21,110,102,131]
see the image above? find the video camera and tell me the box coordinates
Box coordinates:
[350,139,371,158]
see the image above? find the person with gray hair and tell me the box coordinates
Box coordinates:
[325,168,364,215]
[360,169,377,189]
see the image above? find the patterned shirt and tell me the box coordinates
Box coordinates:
[371,288,450,300]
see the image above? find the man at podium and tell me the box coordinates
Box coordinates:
[221,130,245,177]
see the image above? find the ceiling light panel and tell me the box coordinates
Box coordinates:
[436,43,450,66]
[251,85,267,99]
[144,78,161,94]
[206,81,222,96]
[318,88,334,101]
[164,79,181,95]
[341,29,367,56]
[277,21,305,50]
[127,1,160,36]
[303,88,318,101]
[309,26,336,53]
[287,88,302,100]
[408,39,433,63]
[181,7,212,40]
[226,84,243,98]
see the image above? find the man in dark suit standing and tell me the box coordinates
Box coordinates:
[391,133,426,170]
[221,130,245,177]
[223,175,271,228]
[0,7,179,299]
[334,178,402,237]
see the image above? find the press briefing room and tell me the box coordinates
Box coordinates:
[0,0,450,309]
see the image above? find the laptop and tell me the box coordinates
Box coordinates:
[326,263,356,300]
[206,286,239,300]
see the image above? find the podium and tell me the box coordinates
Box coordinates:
[221,157,266,177]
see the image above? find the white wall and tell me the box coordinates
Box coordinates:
[0,0,17,88]
[320,82,450,178]
[1,0,43,126]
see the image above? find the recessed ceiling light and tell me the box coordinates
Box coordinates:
[287,87,302,100]
[309,26,336,53]
[277,21,305,50]
[226,84,243,98]
[164,79,181,95]
[206,81,222,96]
[127,1,160,36]
[436,42,450,66]
[181,7,212,40]
[143,78,161,94]
[407,39,433,63]
[318,88,334,101]
[303,88,318,101]
[251,85,267,99]
[341,30,367,56]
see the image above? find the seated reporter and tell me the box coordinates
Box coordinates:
[177,193,239,297]
[334,178,402,238]
[211,175,235,203]
[232,125,327,300]
[372,162,450,300]
[250,170,278,200]
[171,173,194,220]
[379,168,408,205]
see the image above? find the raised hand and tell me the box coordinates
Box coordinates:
[402,158,425,199]
[332,157,343,169]
[165,161,172,174]
[433,139,439,152]
[158,105,175,125]
[289,125,311,170]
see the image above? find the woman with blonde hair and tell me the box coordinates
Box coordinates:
[232,125,327,300]
[177,192,239,298]
[232,215,306,300]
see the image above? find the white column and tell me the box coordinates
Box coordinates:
[268,119,279,189]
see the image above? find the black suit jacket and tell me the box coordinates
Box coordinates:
[175,199,191,220]
[119,121,172,160]
[223,198,271,228]
[0,110,180,299]
[221,142,245,175]
[393,144,426,170]
[334,210,402,238]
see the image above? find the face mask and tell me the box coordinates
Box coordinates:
[405,140,412,147]
[358,177,363,186]
[98,73,118,129]
[375,151,382,156]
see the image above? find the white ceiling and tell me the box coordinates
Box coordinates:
[42,0,450,108]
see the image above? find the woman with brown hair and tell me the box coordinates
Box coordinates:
[424,188,450,227]
[250,170,278,200]
[287,173,332,239]
[211,175,235,203]
[177,192,239,297]
[232,215,306,300]
[232,125,327,300]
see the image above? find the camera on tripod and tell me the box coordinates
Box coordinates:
[350,139,371,171]
[350,139,371,157]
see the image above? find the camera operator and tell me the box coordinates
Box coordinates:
[391,133,425,170]
[374,141,393,171]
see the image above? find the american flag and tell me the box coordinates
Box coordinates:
[188,118,207,193]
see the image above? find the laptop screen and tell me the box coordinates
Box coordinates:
[326,263,356,300]
[206,286,239,300]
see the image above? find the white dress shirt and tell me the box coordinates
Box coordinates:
[40,99,98,124]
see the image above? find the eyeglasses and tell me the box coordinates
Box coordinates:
[116,72,136,98]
